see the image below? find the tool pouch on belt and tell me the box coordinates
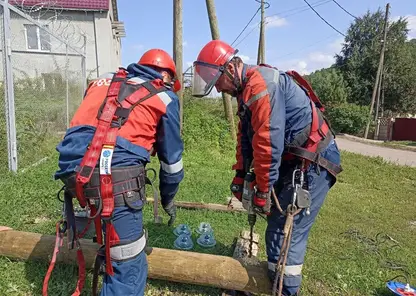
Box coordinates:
[63,164,147,211]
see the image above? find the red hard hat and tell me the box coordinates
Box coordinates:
[138,48,177,78]
[192,40,238,97]
[138,48,181,92]
[196,40,237,67]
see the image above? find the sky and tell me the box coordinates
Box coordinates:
[117,0,416,77]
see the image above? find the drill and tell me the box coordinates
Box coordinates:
[241,169,256,258]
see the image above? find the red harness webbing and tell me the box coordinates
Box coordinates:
[75,69,127,276]
[42,222,86,296]
[285,70,330,168]
[44,69,167,296]
[74,68,167,276]
[250,65,331,169]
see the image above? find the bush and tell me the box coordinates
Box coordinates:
[325,103,370,135]
[306,67,349,107]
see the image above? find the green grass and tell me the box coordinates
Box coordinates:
[0,97,415,295]
[381,141,416,151]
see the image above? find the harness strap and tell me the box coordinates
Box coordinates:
[42,222,85,296]
[42,222,64,296]
[75,70,128,206]
[286,70,325,112]
[284,146,342,177]
[74,69,168,279]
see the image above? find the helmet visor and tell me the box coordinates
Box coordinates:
[192,61,223,97]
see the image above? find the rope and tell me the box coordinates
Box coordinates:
[271,188,302,296]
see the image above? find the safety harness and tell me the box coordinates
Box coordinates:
[43,68,168,296]
[259,64,343,177]
[239,65,343,296]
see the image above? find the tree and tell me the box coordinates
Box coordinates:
[306,68,349,107]
[306,68,369,135]
[335,8,416,114]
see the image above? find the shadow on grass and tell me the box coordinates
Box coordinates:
[147,278,222,295]
[372,287,394,296]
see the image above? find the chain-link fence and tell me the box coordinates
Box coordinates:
[0,4,7,172]
[0,1,86,172]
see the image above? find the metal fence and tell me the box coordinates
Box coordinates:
[0,1,87,172]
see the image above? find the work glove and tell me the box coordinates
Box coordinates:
[254,191,271,215]
[230,170,246,201]
[162,201,176,226]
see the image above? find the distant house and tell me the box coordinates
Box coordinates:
[6,0,125,79]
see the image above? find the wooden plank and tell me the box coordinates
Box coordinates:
[147,197,246,213]
[0,228,272,295]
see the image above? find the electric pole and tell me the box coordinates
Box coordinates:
[364,3,389,139]
[374,69,383,121]
[257,0,266,64]
[205,0,237,141]
[173,0,184,133]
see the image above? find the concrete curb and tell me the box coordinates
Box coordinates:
[336,134,416,152]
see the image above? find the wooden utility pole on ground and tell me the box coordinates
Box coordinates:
[257,0,266,64]
[364,3,389,139]
[173,0,184,133]
[205,0,237,141]
[0,228,272,294]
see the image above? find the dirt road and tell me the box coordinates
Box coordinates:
[335,137,416,167]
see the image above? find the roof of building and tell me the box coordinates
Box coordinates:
[9,0,110,11]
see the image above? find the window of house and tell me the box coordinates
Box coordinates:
[24,24,51,51]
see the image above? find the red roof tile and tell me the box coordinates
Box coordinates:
[9,0,109,11]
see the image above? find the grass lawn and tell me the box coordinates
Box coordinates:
[381,141,416,151]
[0,98,415,295]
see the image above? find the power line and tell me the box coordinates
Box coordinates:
[267,0,331,19]
[230,0,270,46]
[302,0,346,37]
[331,0,357,19]
[233,0,332,48]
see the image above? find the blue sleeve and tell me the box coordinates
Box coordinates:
[232,101,253,173]
[155,91,184,206]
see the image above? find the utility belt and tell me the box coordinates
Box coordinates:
[63,164,148,211]
[282,113,342,178]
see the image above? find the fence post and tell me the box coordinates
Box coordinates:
[1,1,17,172]
[81,35,87,96]
[65,44,69,128]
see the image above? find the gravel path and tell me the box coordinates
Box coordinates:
[335,137,416,167]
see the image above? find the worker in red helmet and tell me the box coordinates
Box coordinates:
[47,49,184,296]
[193,40,342,296]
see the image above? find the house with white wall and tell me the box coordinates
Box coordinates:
[6,0,125,80]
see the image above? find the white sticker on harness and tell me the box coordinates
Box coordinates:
[100,146,114,175]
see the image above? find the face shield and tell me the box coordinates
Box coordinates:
[192,61,225,98]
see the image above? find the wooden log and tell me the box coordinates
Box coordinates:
[0,228,271,295]
[147,197,246,213]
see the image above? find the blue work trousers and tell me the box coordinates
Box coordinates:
[266,139,341,296]
[100,207,147,296]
